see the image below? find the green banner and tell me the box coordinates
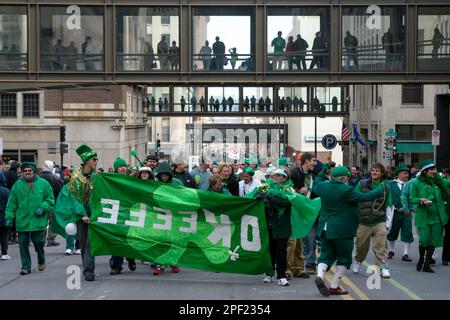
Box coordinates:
[89,173,273,275]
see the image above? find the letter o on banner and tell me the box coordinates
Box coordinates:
[240,215,261,252]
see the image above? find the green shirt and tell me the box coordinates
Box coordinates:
[272,37,286,53]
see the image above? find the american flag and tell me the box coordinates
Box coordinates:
[341,121,350,141]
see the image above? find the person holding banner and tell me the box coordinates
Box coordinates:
[153,162,183,275]
[208,174,231,195]
[239,167,261,197]
[313,166,385,296]
[110,157,137,275]
[255,169,293,286]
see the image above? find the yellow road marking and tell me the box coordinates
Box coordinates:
[361,261,422,300]
[330,266,370,300]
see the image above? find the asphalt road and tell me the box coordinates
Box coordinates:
[0,235,449,300]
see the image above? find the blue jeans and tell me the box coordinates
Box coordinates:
[65,235,80,251]
[76,220,95,277]
[303,221,319,268]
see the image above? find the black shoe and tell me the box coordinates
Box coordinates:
[315,277,330,297]
[128,260,136,271]
[19,269,31,275]
[388,251,395,259]
[85,274,95,281]
[110,268,121,275]
[402,255,412,262]
[416,258,424,271]
[422,264,435,273]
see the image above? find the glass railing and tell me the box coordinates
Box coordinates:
[192,53,254,71]
[40,53,104,71]
[417,38,450,70]
[0,53,27,71]
[117,53,179,71]
[267,49,329,71]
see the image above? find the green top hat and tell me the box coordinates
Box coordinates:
[76,144,97,165]
[243,166,255,176]
[277,157,289,166]
[395,164,409,175]
[331,166,351,178]
[419,159,435,172]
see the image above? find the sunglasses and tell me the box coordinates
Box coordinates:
[92,158,98,162]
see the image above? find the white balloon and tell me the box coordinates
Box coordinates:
[65,223,77,236]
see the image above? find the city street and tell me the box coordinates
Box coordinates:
[0,235,449,300]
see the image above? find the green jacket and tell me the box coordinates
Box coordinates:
[409,176,448,228]
[6,176,55,232]
[314,180,384,239]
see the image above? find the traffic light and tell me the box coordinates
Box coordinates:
[392,139,398,157]
[384,138,389,150]
[60,126,66,142]
[155,139,161,156]
[60,143,69,154]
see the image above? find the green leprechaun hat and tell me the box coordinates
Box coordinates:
[76,144,97,165]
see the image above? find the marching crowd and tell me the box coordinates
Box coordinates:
[0,143,449,297]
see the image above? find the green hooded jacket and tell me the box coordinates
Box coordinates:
[6,176,55,232]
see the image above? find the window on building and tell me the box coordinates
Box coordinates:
[116,7,179,71]
[342,6,406,72]
[267,7,330,72]
[0,6,28,70]
[418,7,450,70]
[40,6,104,71]
[402,84,423,104]
[0,93,16,117]
[173,86,206,112]
[396,125,433,141]
[147,86,170,112]
[23,93,39,117]
[162,117,170,142]
[161,16,170,25]
[192,7,255,72]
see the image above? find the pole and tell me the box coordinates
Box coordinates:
[60,151,63,167]
[314,116,317,156]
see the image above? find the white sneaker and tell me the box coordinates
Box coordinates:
[277,278,290,286]
[75,249,81,255]
[0,255,11,260]
[64,249,73,255]
[352,261,361,274]
[262,275,272,283]
[381,268,391,278]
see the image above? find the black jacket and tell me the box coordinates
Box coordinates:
[39,171,64,200]
[0,179,10,227]
[290,166,318,199]
[172,170,197,189]
[5,168,18,190]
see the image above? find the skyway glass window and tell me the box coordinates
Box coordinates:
[267,7,330,72]
[192,7,255,72]
[0,6,27,71]
[342,6,406,71]
[117,7,179,72]
[418,7,450,70]
[40,6,104,71]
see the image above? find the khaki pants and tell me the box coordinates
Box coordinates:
[354,223,388,265]
[286,238,306,277]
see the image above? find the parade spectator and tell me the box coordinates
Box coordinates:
[344,31,359,68]
[213,36,225,71]
[145,154,159,176]
[208,174,231,195]
[228,47,238,70]
[441,168,450,265]
[209,96,215,112]
[200,40,212,71]
[218,164,239,196]
[349,165,361,187]
[143,41,156,71]
[271,31,286,70]
[180,96,186,112]
[265,96,272,112]
[310,31,327,70]
[169,41,180,70]
[239,167,261,197]
[5,162,54,275]
[190,159,212,190]
[286,36,296,70]
[137,167,154,180]
[0,177,10,260]
[172,157,196,188]
[432,28,445,60]
[64,41,77,70]
[157,36,169,70]
[294,34,309,70]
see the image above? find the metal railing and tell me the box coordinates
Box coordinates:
[0,53,27,71]
[40,53,104,71]
[192,53,254,71]
[117,53,180,71]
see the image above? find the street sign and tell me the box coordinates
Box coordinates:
[432,130,440,146]
[387,137,394,147]
[0,137,3,155]
[385,128,397,137]
[47,141,57,154]
[385,150,391,160]
[228,146,240,160]
[189,155,199,172]
[321,134,338,150]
